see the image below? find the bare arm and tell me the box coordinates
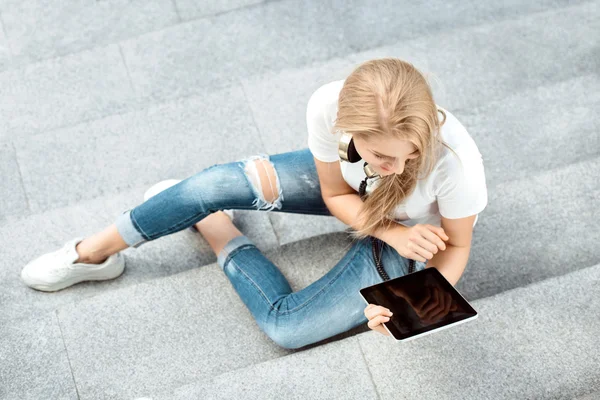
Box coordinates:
[424,244,470,286]
[312,156,407,247]
[324,193,408,245]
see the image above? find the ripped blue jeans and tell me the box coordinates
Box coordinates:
[115,147,426,349]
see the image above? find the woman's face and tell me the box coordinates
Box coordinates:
[352,135,420,176]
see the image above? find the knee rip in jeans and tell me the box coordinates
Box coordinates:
[240,154,284,211]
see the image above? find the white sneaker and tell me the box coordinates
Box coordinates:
[21,237,125,292]
[143,179,235,232]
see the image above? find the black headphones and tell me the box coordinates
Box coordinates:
[337,131,381,203]
[338,131,379,179]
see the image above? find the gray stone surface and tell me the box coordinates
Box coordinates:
[0,141,29,221]
[1,0,599,398]
[11,84,265,214]
[161,337,377,399]
[463,156,600,299]
[456,73,600,186]
[241,57,358,155]
[0,68,29,140]
[348,2,599,113]
[333,0,589,54]
[0,311,78,400]
[53,233,383,399]
[241,2,598,159]
[357,262,600,400]
[55,255,297,399]
[269,212,349,246]
[576,391,600,400]
[175,0,266,20]
[119,1,351,102]
[121,0,590,106]
[0,44,135,138]
[0,16,10,70]
[48,233,362,398]
[0,0,178,67]
[2,2,594,139]
[270,233,358,293]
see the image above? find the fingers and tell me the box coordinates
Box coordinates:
[365,304,394,337]
[422,227,448,252]
[364,304,393,321]
[407,249,427,263]
[424,225,448,250]
[431,225,450,242]
[367,314,391,331]
[408,236,433,261]
[407,225,448,262]
[365,304,393,336]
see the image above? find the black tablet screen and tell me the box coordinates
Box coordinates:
[360,267,477,340]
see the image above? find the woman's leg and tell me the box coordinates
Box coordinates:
[216,233,425,350]
[75,148,332,263]
[74,146,423,348]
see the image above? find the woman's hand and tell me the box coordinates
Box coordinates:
[364,304,394,336]
[388,224,449,262]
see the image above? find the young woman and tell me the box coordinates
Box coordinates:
[21,58,488,349]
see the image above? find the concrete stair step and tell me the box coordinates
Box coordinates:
[242,2,598,161]
[0,1,592,141]
[8,151,596,398]
[157,261,600,400]
[3,67,599,333]
[2,3,595,223]
[2,1,599,398]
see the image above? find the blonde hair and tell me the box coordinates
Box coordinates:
[333,58,459,240]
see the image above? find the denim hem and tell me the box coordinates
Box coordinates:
[217,235,255,269]
[115,209,147,249]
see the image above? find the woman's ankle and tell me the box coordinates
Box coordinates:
[74,240,109,264]
[73,224,129,264]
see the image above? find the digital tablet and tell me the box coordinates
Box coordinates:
[359,267,478,342]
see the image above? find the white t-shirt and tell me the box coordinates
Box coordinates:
[306,79,488,228]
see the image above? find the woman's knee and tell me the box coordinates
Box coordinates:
[266,327,309,350]
[258,315,306,350]
[240,154,284,211]
[183,155,286,214]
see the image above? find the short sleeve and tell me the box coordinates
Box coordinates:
[306,83,341,163]
[435,150,488,219]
